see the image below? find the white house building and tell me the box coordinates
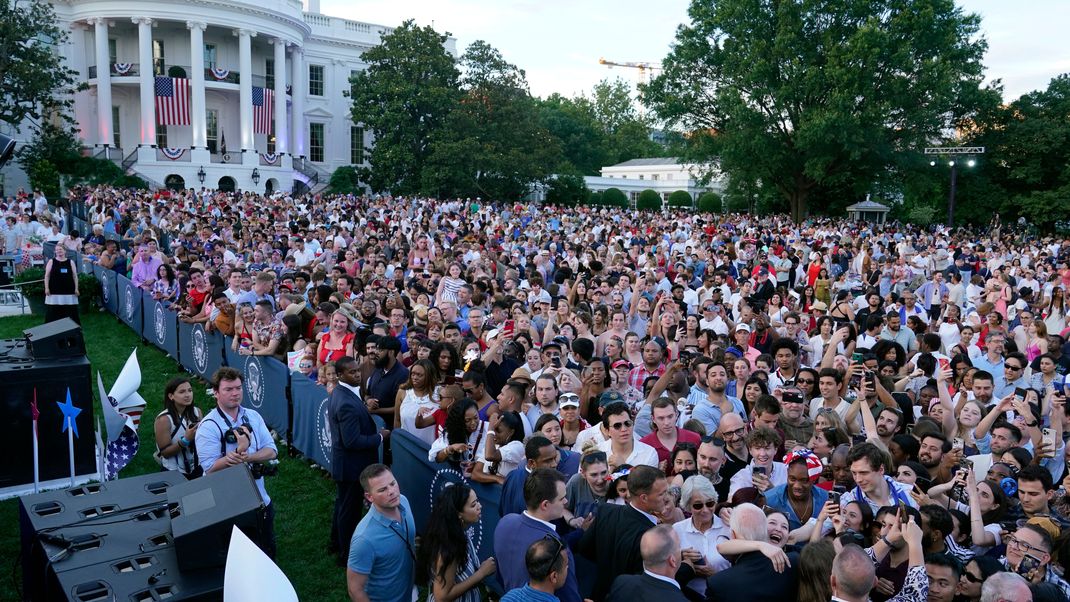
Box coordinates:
[583,157,724,206]
[0,0,455,195]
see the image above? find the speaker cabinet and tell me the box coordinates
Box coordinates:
[24,319,86,360]
[168,465,265,571]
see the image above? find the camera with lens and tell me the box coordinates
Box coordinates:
[224,424,251,445]
[249,460,279,479]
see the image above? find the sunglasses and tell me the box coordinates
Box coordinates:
[796,378,815,384]
[609,420,634,431]
[961,570,984,584]
[691,500,717,511]
[701,435,726,447]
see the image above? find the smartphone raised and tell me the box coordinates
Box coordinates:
[752,466,767,476]
[1043,428,1056,450]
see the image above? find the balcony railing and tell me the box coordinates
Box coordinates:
[88,63,141,78]
[87,63,266,88]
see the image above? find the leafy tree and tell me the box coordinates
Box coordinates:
[586,190,604,206]
[697,191,722,213]
[591,79,663,164]
[28,159,60,198]
[645,0,989,222]
[668,190,692,208]
[602,187,628,208]
[423,41,559,201]
[349,20,460,195]
[545,173,588,207]
[328,165,364,195]
[16,120,81,174]
[535,94,609,175]
[637,189,662,211]
[0,0,84,127]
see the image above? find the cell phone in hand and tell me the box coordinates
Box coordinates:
[952,438,964,452]
[1043,428,1056,449]
[828,490,842,505]
[752,466,767,476]
[1015,387,1027,402]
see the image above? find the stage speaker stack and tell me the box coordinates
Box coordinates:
[20,466,265,601]
[1,319,94,492]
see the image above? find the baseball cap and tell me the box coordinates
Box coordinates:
[810,301,828,312]
[559,393,580,409]
[611,359,632,370]
[598,390,624,407]
[735,324,752,333]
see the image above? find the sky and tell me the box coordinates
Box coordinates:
[321,0,1069,102]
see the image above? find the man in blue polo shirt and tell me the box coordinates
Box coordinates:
[347,464,416,602]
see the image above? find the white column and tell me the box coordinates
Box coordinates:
[89,18,113,148]
[187,21,207,149]
[134,18,156,146]
[272,38,288,154]
[290,45,305,157]
[237,29,256,152]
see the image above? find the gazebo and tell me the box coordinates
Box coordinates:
[846,198,891,225]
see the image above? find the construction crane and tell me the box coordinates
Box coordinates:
[598,58,662,85]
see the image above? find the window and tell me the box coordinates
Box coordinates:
[111,106,121,148]
[152,40,165,75]
[666,173,673,180]
[156,121,167,148]
[639,174,644,180]
[651,174,659,181]
[309,65,324,96]
[350,126,365,164]
[267,135,275,154]
[265,58,275,90]
[108,39,117,66]
[204,44,217,70]
[206,109,218,153]
[309,123,324,162]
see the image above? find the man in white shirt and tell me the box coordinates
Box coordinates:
[597,401,658,470]
[728,427,788,497]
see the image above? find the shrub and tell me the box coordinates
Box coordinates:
[328,165,363,195]
[29,160,61,199]
[586,190,604,206]
[668,190,692,208]
[906,204,937,226]
[637,189,662,211]
[697,192,722,213]
[602,187,628,208]
[545,174,588,207]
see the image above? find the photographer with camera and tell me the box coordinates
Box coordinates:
[195,367,279,558]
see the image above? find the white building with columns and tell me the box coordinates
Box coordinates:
[0,0,455,195]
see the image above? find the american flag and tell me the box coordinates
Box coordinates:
[253,86,274,134]
[155,77,190,125]
[104,424,139,481]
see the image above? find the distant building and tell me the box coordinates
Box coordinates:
[845,198,891,224]
[0,0,455,196]
[584,157,724,207]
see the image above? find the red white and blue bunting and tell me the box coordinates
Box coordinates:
[161,147,186,160]
[113,63,134,76]
[209,67,231,81]
[261,153,280,166]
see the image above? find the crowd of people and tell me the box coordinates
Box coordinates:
[12,182,1070,601]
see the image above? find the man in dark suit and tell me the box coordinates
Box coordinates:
[606,525,688,602]
[578,465,671,601]
[328,356,388,565]
[499,436,560,517]
[705,503,799,602]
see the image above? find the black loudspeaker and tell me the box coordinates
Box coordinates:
[24,318,86,360]
[168,465,265,571]
[0,338,94,488]
[51,548,223,602]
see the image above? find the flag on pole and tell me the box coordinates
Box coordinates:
[253,87,274,134]
[96,350,147,480]
[155,76,191,125]
[103,425,139,481]
[31,388,40,493]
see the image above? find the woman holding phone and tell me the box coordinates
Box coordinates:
[153,377,204,479]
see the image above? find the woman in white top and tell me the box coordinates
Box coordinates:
[429,399,489,479]
[470,411,526,485]
[809,316,843,365]
[153,377,204,478]
[673,475,731,597]
[394,359,439,446]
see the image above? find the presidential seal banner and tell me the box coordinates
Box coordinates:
[289,376,331,469]
[115,274,143,332]
[141,295,178,359]
[179,322,224,381]
[224,337,290,435]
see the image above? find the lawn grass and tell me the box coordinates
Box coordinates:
[0,310,348,601]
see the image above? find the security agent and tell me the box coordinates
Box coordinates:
[195,366,279,558]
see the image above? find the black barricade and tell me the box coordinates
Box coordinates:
[224,338,290,435]
[115,274,143,332]
[95,264,118,315]
[178,322,225,381]
[290,376,332,469]
[141,295,179,359]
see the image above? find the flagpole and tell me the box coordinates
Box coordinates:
[32,391,40,494]
[67,416,76,487]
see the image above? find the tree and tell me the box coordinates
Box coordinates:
[586,190,604,206]
[535,93,610,175]
[668,190,692,208]
[17,120,81,175]
[697,191,722,213]
[328,165,364,195]
[637,189,662,211]
[0,0,84,127]
[28,159,60,198]
[591,79,663,164]
[349,20,459,195]
[602,187,628,208]
[645,0,989,222]
[545,173,588,207]
[423,41,559,200]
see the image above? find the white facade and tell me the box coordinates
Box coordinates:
[1,0,456,195]
[584,157,724,206]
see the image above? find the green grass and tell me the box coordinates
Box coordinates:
[0,310,348,601]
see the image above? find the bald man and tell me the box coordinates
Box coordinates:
[605,525,687,602]
[831,544,877,602]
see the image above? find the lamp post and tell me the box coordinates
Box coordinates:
[924,146,983,227]
[197,166,206,184]
[251,168,260,186]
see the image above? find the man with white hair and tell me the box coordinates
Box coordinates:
[705,503,800,602]
[979,572,1032,602]
[605,525,688,602]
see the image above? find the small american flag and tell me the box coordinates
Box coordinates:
[104,425,139,481]
[252,87,274,134]
[155,77,190,125]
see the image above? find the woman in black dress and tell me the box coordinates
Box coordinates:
[44,243,79,324]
